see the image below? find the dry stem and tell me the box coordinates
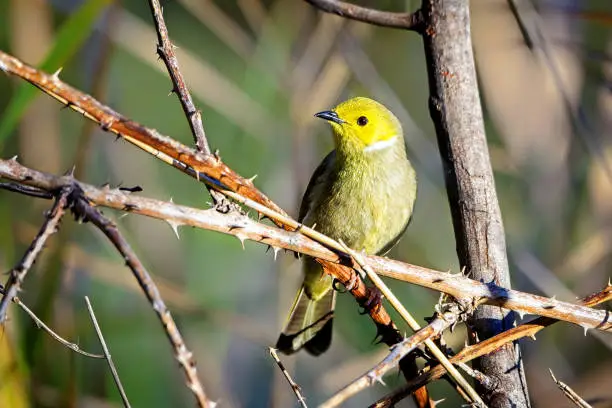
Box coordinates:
[304,0,423,31]
[85,296,131,408]
[147,0,209,154]
[0,188,68,322]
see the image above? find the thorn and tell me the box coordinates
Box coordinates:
[432,398,446,407]
[608,277,611,287]
[51,67,63,79]
[581,324,589,336]
[550,295,557,301]
[517,310,525,319]
[10,155,18,161]
[236,233,246,249]
[165,220,181,239]
[529,334,536,341]
[169,197,174,203]
[65,165,76,177]
[310,222,317,230]
[248,174,258,183]
[376,376,386,387]
[119,213,129,219]
[273,247,280,261]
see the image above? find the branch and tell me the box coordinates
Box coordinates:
[2,158,611,334]
[85,296,131,408]
[0,289,103,359]
[0,50,406,358]
[340,243,483,407]
[147,0,209,155]
[372,282,612,407]
[0,50,279,214]
[0,188,68,322]
[549,370,592,408]
[70,185,214,408]
[420,1,528,405]
[304,0,424,32]
[321,304,463,408]
[268,347,308,408]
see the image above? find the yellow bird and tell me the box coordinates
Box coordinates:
[276,97,417,355]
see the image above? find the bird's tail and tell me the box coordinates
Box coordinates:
[276,287,336,355]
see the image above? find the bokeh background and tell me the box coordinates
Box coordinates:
[0,0,611,407]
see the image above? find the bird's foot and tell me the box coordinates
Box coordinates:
[359,287,384,315]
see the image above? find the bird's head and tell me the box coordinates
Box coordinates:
[315,97,402,155]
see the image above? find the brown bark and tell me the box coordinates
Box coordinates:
[420,1,530,406]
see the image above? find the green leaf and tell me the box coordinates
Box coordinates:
[0,0,111,144]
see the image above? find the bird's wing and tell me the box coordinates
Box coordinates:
[298,150,336,223]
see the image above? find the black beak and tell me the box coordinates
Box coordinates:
[314,110,344,125]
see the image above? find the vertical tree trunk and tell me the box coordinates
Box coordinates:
[420,1,530,406]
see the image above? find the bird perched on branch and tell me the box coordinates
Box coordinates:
[276,97,417,355]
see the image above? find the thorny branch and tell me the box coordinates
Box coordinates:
[340,243,484,407]
[1,158,611,335]
[268,347,308,408]
[304,0,424,32]
[321,304,465,408]
[0,49,407,367]
[0,187,69,322]
[372,282,612,407]
[147,0,209,155]
[68,184,214,408]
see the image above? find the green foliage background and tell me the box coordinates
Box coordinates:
[0,0,611,407]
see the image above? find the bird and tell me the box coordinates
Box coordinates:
[276,97,417,355]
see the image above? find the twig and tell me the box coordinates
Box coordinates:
[268,347,307,408]
[339,242,485,407]
[84,296,131,408]
[304,0,424,32]
[0,188,69,322]
[0,291,103,359]
[321,310,460,408]
[0,181,53,199]
[71,187,214,408]
[2,158,612,334]
[147,0,209,155]
[549,369,592,408]
[372,282,612,407]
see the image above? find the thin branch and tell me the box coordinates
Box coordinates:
[0,290,103,359]
[268,347,307,408]
[2,158,612,334]
[147,0,209,155]
[321,311,458,408]
[0,50,279,214]
[0,188,68,322]
[84,296,131,408]
[304,0,424,32]
[340,242,484,407]
[0,181,53,199]
[71,187,214,408]
[372,282,612,407]
[549,369,592,408]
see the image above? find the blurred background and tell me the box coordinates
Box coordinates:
[0,0,611,406]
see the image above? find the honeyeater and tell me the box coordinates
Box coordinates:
[276,97,417,355]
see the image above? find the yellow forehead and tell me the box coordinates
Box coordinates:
[331,97,401,145]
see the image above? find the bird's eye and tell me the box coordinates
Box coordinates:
[357,116,368,126]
